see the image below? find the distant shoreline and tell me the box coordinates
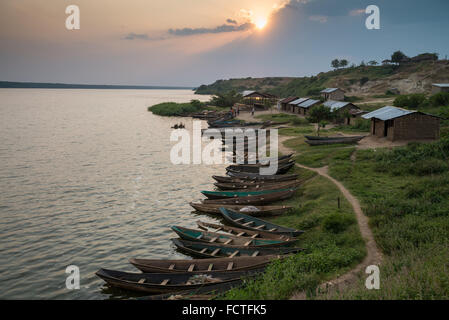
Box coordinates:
[0,81,194,90]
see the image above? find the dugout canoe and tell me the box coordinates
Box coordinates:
[96,268,259,294]
[171,226,290,247]
[189,202,292,216]
[129,255,282,274]
[202,188,297,205]
[214,179,302,191]
[305,136,365,146]
[213,173,298,183]
[172,238,301,258]
[219,208,304,237]
[197,221,296,242]
[201,187,296,200]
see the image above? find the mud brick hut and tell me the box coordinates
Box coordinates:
[362,106,440,141]
[320,88,345,101]
[279,96,299,111]
[323,100,362,125]
[431,84,449,94]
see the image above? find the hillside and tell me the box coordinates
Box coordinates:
[195,60,449,98]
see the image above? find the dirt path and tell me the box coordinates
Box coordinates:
[278,136,383,299]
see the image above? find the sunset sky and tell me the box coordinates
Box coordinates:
[1,0,449,86]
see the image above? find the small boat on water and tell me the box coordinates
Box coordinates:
[203,188,297,205]
[172,238,301,258]
[171,226,290,247]
[305,136,365,146]
[219,208,304,238]
[189,202,292,216]
[201,187,296,200]
[197,221,296,242]
[214,179,302,191]
[96,268,259,294]
[129,255,282,274]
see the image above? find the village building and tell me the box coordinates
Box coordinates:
[296,99,321,115]
[241,90,278,109]
[431,84,449,94]
[287,98,308,113]
[320,88,345,101]
[323,100,363,125]
[279,96,299,112]
[362,106,440,141]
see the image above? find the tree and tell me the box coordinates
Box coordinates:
[368,60,378,66]
[339,59,349,68]
[331,59,340,70]
[209,90,242,107]
[391,51,407,64]
[307,105,333,136]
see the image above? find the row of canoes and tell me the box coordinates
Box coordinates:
[96,129,302,298]
[304,135,366,146]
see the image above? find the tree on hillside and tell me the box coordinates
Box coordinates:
[331,59,340,70]
[368,60,378,66]
[339,59,349,68]
[307,105,333,136]
[391,51,408,64]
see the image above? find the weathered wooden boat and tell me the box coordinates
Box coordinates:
[203,188,297,205]
[201,187,296,200]
[214,173,298,183]
[189,202,292,216]
[214,179,302,191]
[172,238,302,258]
[129,255,282,274]
[219,208,304,237]
[226,161,294,174]
[96,268,259,294]
[225,158,292,170]
[171,226,290,247]
[197,221,296,242]
[305,136,365,146]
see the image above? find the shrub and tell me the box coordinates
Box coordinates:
[323,213,355,233]
[291,117,308,126]
[429,92,449,107]
[393,94,427,109]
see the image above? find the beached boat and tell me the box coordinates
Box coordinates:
[225,170,297,180]
[96,268,258,294]
[212,173,298,184]
[172,238,301,258]
[225,158,292,170]
[219,208,304,237]
[305,136,365,146]
[226,161,294,175]
[189,202,292,216]
[171,226,290,247]
[129,255,282,274]
[197,221,296,242]
[203,188,297,205]
[214,179,301,191]
[201,187,296,200]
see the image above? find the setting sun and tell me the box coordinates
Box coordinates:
[255,17,268,29]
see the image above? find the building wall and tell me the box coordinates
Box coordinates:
[371,119,385,138]
[431,86,449,94]
[329,90,345,101]
[391,114,440,141]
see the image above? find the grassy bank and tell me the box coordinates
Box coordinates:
[223,166,366,299]
[148,100,207,117]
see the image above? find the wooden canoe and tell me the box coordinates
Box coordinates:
[214,179,302,191]
[226,160,294,173]
[172,238,302,258]
[171,226,290,247]
[96,268,259,294]
[197,221,296,242]
[219,208,304,237]
[227,162,294,175]
[129,255,282,274]
[305,136,365,146]
[305,135,364,141]
[203,188,297,205]
[189,202,292,216]
[213,173,298,183]
[201,187,297,200]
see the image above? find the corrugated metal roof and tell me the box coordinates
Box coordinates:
[290,98,309,105]
[298,99,320,108]
[242,90,256,97]
[280,96,299,104]
[432,83,449,88]
[323,100,351,111]
[362,106,415,121]
[321,88,339,93]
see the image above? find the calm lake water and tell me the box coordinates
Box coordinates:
[0,89,228,299]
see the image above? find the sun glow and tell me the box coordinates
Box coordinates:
[255,17,268,29]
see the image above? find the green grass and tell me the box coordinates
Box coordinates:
[223,167,366,299]
[148,101,206,116]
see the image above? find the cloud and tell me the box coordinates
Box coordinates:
[349,8,365,16]
[226,19,238,25]
[123,33,149,40]
[168,23,254,37]
[309,15,327,23]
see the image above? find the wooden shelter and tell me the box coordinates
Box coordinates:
[323,100,362,124]
[279,97,299,112]
[362,106,440,141]
[320,88,345,101]
[241,91,278,109]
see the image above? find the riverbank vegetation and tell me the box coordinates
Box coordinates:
[147,100,207,116]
